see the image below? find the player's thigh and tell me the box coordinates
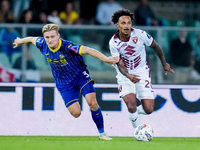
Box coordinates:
[141,99,154,114]
[136,77,155,114]
[76,70,97,110]
[67,102,81,118]
[135,78,154,101]
[59,88,81,117]
[57,84,80,108]
[122,93,137,113]
[117,75,136,98]
[123,93,137,105]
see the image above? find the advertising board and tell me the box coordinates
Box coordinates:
[0,83,199,137]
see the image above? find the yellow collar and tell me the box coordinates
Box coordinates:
[48,39,62,53]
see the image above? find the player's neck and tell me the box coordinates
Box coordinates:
[51,40,60,50]
[119,32,130,41]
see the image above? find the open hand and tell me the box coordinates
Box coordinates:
[13,37,21,48]
[127,73,140,83]
[107,56,119,68]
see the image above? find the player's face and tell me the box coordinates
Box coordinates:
[43,30,60,49]
[117,16,132,37]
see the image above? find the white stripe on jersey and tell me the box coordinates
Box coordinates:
[109,28,154,75]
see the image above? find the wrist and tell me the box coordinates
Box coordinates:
[125,73,130,78]
[162,62,167,67]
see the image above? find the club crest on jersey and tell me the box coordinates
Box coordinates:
[59,54,65,59]
[118,85,122,92]
[132,36,138,44]
[59,54,67,64]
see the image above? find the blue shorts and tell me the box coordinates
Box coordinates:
[56,69,95,108]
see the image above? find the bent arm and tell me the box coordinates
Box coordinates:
[117,59,140,83]
[150,40,167,67]
[117,59,129,77]
[13,37,37,48]
[150,40,175,75]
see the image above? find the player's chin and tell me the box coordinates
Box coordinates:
[123,33,129,37]
[48,44,55,48]
[123,31,130,36]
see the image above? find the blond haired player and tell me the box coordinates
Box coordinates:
[13,24,119,140]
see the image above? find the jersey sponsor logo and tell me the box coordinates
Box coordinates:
[124,45,135,56]
[132,36,138,44]
[46,56,68,66]
[45,53,50,56]
[117,43,127,51]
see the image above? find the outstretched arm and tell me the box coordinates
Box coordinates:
[150,40,175,75]
[81,46,119,66]
[13,37,37,48]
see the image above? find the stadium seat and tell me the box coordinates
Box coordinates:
[68,35,83,45]
[0,52,12,68]
[84,54,104,71]
[86,43,102,52]
[103,52,116,71]
[188,32,197,49]
[11,52,21,66]
[29,45,50,70]
[194,21,200,27]
[190,20,200,27]
[159,31,171,62]
[170,20,185,27]
[83,43,105,71]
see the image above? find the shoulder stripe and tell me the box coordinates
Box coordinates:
[79,45,84,56]
[34,37,39,45]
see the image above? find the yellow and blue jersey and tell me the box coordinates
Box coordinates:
[34,37,87,85]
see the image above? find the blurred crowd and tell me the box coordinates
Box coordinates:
[0,0,200,83]
[0,0,170,26]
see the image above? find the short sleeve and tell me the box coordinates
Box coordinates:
[109,44,119,57]
[35,37,44,50]
[66,41,84,56]
[140,30,154,47]
[109,39,120,57]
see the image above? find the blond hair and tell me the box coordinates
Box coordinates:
[42,24,59,34]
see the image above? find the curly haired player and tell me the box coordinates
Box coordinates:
[109,9,174,130]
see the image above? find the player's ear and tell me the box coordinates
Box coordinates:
[116,22,119,28]
[58,33,60,38]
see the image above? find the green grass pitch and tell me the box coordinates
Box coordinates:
[0,136,200,150]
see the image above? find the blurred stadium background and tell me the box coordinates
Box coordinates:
[0,0,200,140]
[0,0,200,84]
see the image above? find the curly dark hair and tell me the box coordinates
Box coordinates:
[111,9,134,24]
